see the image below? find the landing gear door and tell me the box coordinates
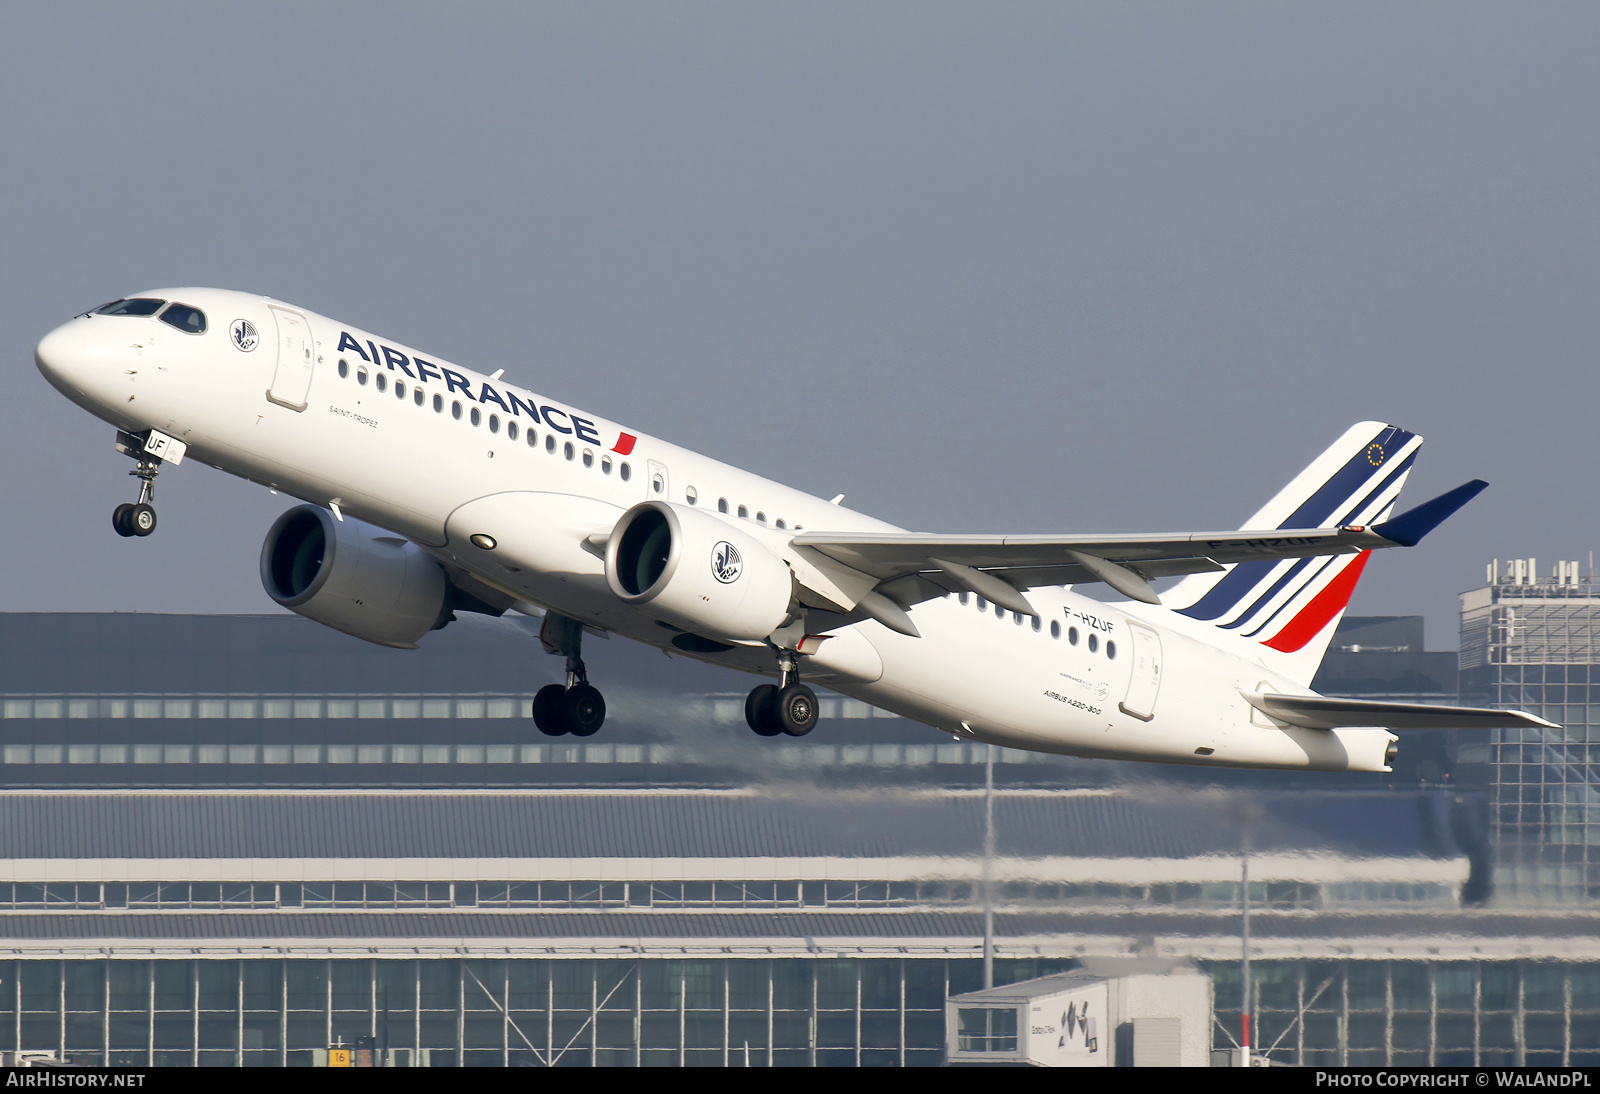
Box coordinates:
[266,305,314,411]
[1118,621,1162,722]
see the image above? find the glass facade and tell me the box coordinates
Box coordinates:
[1460,561,1600,903]
[1209,959,1600,1067]
[0,958,1060,1067]
[2,957,1596,1067]
[0,877,1455,914]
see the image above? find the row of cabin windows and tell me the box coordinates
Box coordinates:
[675,485,799,530]
[953,592,1117,659]
[337,359,632,481]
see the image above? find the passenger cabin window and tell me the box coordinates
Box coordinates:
[686,486,698,505]
[582,449,593,468]
[959,593,969,605]
[433,394,443,412]
[738,505,748,519]
[375,373,387,393]
[776,519,786,529]
[94,299,165,317]
[1068,626,1079,645]
[507,422,518,441]
[546,435,556,453]
[158,303,206,333]
[564,442,575,461]
[1106,641,1117,660]
[395,381,406,399]
[470,408,481,427]
[718,499,728,514]
[1050,621,1060,638]
[451,401,462,420]
[652,473,664,495]
[413,388,424,406]
[756,512,766,524]
[1088,634,1098,653]
[619,463,631,481]
[357,368,369,386]
[489,414,500,434]
[601,455,612,474]
[337,360,348,379]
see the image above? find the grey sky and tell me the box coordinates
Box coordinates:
[2,3,1595,649]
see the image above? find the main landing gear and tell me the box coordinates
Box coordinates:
[111,430,167,538]
[745,648,819,738]
[532,613,607,738]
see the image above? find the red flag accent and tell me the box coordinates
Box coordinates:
[1262,551,1371,653]
[612,432,637,456]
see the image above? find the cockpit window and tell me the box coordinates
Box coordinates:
[94,298,166,317]
[158,303,207,334]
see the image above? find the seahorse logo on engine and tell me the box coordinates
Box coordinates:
[711,541,743,584]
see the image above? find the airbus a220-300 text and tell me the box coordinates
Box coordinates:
[34,289,1551,771]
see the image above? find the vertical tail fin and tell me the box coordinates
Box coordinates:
[1166,421,1422,686]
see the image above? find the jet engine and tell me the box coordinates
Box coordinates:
[260,505,449,649]
[605,502,795,643]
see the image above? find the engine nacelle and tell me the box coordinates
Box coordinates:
[605,502,795,643]
[260,505,449,649]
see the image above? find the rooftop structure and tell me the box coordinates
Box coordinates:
[1461,559,1600,904]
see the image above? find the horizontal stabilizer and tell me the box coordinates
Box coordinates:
[1372,480,1489,547]
[1242,691,1557,731]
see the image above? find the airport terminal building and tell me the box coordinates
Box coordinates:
[0,608,1596,1066]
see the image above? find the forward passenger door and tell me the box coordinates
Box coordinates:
[266,306,315,411]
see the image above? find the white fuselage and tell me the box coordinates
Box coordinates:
[35,288,1396,772]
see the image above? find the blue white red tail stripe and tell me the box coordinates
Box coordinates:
[1210,449,1417,633]
[1176,425,1418,626]
[1162,421,1423,687]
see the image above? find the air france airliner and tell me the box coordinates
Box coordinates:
[33,289,1550,772]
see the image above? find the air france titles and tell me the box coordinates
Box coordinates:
[335,332,606,445]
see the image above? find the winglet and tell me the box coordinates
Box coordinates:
[1371,479,1488,547]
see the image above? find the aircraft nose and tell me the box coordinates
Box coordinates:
[35,317,113,394]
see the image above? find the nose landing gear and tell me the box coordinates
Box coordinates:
[745,648,819,738]
[111,430,184,538]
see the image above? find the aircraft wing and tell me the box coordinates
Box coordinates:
[790,479,1487,609]
[1242,692,1558,731]
[794,525,1372,581]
